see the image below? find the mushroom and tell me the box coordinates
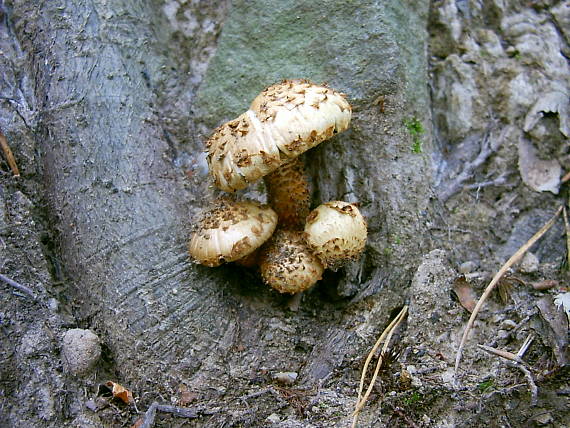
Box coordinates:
[263,157,311,230]
[259,230,324,294]
[189,199,278,267]
[206,79,351,193]
[303,201,368,270]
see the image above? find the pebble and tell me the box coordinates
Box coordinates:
[266,413,281,424]
[61,329,101,376]
[534,412,553,426]
[459,261,478,274]
[500,319,517,330]
[273,371,298,385]
[519,252,539,273]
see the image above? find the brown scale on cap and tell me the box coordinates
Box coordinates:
[263,157,311,230]
[189,199,278,267]
[304,201,368,270]
[259,230,324,294]
[206,79,351,193]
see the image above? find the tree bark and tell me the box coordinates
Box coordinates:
[3,0,433,422]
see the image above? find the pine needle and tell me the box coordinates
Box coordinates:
[352,305,408,428]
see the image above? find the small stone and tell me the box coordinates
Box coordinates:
[500,319,517,330]
[273,371,298,385]
[459,261,477,274]
[534,412,553,426]
[61,329,101,376]
[519,252,539,273]
[266,413,281,424]
[497,329,510,340]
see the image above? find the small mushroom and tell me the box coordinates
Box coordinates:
[304,201,367,270]
[207,79,351,192]
[259,230,324,294]
[189,199,278,267]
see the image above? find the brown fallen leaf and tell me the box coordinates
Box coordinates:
[130,417,144,428]
[536,296,569,367]
[532,279,558,291]
[452,275,478,313]
[105,381,134,404]
[177,384,198,406]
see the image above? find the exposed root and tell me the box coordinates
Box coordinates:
[437,129,495,202]
[138,401,199,428]
[0,129,20,177]
[0,273,35,299]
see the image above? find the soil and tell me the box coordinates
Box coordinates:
[1,0,569,427]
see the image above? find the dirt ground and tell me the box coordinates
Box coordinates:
[1,0,569,427]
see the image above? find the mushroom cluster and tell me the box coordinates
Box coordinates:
[189,79,368,294]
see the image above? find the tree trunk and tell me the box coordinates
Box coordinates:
[2,0,434,425]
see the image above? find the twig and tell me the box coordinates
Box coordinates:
[0,273,36,299]
[352,306,408,428]
[0,129,20,177]
[454,206,563,379]
[437,130,494,202]
[139,401,198,428]
[516,334,534,359]
[562,171,570,183]
[477,345,538,406]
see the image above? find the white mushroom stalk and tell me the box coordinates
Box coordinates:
[304,201,368,270]
[206,79,351,193]
[189,199,278,267]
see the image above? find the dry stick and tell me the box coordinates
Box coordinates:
[477,344,538,406]
[0,129,20,177]
[0,273,36,299]
[139,401,198,428]
[351,306,408,428]
[454,206,563,378]
[562,171,570,183]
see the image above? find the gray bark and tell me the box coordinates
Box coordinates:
[2,0,435,425]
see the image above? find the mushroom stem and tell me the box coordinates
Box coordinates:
[263,157,311,230]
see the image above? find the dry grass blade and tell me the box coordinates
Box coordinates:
[0,129,20,177]
[352,305,408,428]
[454,206,563,378]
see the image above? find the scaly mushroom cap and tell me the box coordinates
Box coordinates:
[189,199,278,267]
[259,230,324,294]
[304,201,367,270]
[206,80,351,192]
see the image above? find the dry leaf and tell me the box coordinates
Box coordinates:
[532,279,558,290]
[523,91,569,137]
[536,296,569,366]
[105,381,134,404]
[518,138,561,194]
[130,417,144,428]
[177,384,198,406]
[452,275,478,313]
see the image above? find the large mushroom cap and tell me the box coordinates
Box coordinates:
[207,80,351,192]
[304,201,367,270]
[259,230,324,294]
[189,199,278,267]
